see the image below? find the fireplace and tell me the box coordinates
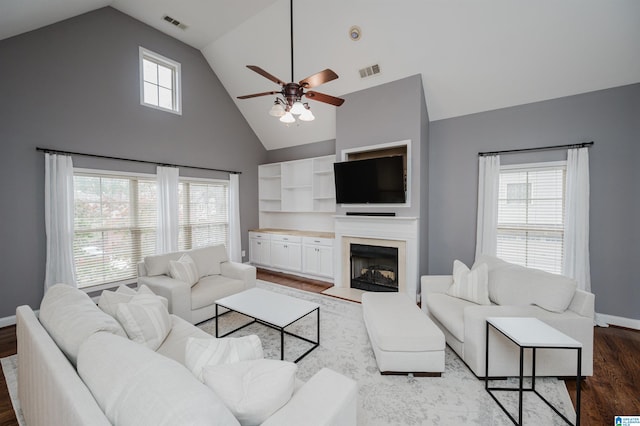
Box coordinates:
[350,244,398,292]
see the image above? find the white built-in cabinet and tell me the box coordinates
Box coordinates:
[302,237,334,279]
[249,231,333,282]
[258,155,335,213]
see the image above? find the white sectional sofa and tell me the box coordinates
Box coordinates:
[17,284,357,426]
[138,244,256,324]
[421,255,594,378]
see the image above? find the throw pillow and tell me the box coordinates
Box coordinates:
[202,359,297,426]
[98,286,136,317]
[446,260,491,305]
[169,254,199,287]
[116,292,172,350]
[185,335,264,382]
[78,332,239,426]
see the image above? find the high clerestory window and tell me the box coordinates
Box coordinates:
[139,47,182,114]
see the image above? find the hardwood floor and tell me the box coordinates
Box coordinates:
[0,270,637,426]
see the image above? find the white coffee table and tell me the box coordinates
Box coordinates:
[485,317,582,426]
[215,288,320,363]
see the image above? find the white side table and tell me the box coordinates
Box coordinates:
[485,317,582,425]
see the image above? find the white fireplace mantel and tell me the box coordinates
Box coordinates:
[333,215,419,301]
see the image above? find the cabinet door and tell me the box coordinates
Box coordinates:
[317,245,333,278]
[287,243,302,272]
[302,245,320,275]
[250,238,271,265]
[270,241,289,270]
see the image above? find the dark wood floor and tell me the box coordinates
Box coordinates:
[0,269,637,426]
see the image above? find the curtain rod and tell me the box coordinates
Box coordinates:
[478,141,594,157]
[36,147,241,174]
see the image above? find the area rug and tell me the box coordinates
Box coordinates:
[199,280,577,425]
[1,280,576,425]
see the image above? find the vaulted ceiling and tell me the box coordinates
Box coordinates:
[2,0,639,150]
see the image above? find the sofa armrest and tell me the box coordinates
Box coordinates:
[568,289,595,319]
[420,275,453,313]
[220,261,256,290]
[138,275,191,321]
[261,368,357,426]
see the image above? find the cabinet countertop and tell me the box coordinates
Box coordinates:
[249,228,335,239]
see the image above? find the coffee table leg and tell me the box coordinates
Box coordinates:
[281,327,285,360]
[215,304,219,337]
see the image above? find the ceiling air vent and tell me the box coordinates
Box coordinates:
[162,15,187,30]
[359,64,381,79]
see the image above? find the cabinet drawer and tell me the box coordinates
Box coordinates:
[249,232,271,240]
[270,234,302,244]
[302,236,334,247]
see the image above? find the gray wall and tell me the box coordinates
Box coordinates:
[429,83,640,319]
[0,7,267,317]
[265,139,335,164]
[336,75,428,219]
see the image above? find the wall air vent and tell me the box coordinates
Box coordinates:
[162,15,187,30]
[358,64,381,79]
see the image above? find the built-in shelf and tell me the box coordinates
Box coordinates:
[258,155,336,214]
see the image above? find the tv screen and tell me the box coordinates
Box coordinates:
[333,156,406,204]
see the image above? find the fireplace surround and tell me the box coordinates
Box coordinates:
[334,215,419,301]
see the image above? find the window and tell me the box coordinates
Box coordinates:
[139,47,181,114]
[497,162,566,274]
[73,171,230,289]
[73,172,157,288]
[178,179,229,251]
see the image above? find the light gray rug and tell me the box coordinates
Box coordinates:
[1,280,576,425]
[200,281,576,425]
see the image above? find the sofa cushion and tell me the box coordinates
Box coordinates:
[78,332,240,426]
[156,315,212,365]
[188,245,229,278]
[203,359,297,426]
[116,292,172,350]
[446,260,490,305]
[39,283,127,366]
[474,255,577,313]
[191,275,246,310]
[144,252,183,277]
[169,254,200,287]
[185,335,264,381]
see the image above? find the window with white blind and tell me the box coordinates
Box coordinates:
[73,172,157,288]
[178,179,229,251]
[73,173,230,289]
[497,162,566,274]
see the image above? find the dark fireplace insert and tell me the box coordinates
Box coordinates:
[350,243,398,292]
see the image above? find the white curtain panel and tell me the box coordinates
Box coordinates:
[44,153,77,290]
[563,147,591,292]
[228,173,242,262]
[156,166,179,254]
[475,154,501,260]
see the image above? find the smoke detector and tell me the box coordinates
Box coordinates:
[349,26,361,41]
[163,15,188,30]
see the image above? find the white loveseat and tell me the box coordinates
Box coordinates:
[421,255,594,378]
[138,244,256,324]
[17,284,357,426]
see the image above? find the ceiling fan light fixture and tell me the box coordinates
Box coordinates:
[290,100,305,115]
[299,107,315,122]
[269,101,286,117]
[279,112,295,123]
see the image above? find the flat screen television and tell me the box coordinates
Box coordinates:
[333,156,406,204]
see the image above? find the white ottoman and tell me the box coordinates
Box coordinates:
[362,292,445,376]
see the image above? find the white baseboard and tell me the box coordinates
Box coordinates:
[595,313,640,330]
[0,315,16,328]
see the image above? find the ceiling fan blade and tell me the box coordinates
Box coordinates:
[246,65,287,87]
[305,90,345,106]
[237,91,279,99]
[299,69,339,89]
